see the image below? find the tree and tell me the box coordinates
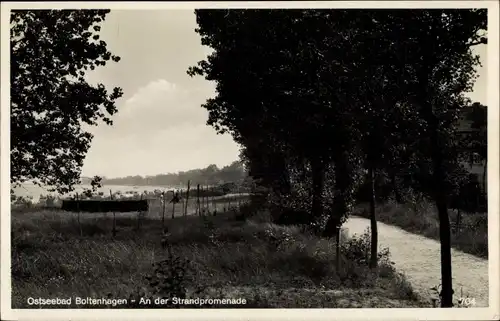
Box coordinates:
[189,10,367,273]
[10,10,123,194]
[329,13,407,268]
[188,10,350,224]
[187,10,300,199]
[188,10,486,307]
[82,175,103,198]
[386,9,487,307]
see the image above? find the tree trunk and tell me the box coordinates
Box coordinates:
[429,124,454,307]
[275,154,292,195]
[482,159,487,195]
[418,68,453,308]
[324,211,342,272]
[455,207,461,234]
[368,165,378,269]
[431,131,454,307]
[335,230,341,271]
[266,151,291,196]
[323,156,352,273]
[436,194,453,307]
[311,157,325,220]
[390,171,404,203]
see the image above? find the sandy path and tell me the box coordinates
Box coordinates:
[343,216,489,307]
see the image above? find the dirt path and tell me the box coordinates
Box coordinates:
[343,216,489,307]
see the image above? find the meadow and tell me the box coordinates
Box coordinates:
[10,197,428,309]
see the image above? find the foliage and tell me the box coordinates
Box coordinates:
[11,209,425,308]
[144,252,192,307]
[95,161,247,187]
[10,9,123,194]
[82,175,103,198]
[187,8,487,308]
[340,228,393,268]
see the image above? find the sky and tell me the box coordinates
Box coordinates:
[81,10,240,178]
[80,10,488,178]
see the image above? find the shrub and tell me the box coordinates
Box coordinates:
[340,228,393,267]
[131,241,193,308]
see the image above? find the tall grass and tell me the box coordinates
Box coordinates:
[11,206,427,308]
[353,200,488,258]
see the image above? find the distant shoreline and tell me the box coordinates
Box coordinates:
[11,184,182,202]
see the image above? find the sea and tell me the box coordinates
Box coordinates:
[11,183,180,202]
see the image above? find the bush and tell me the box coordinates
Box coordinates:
[340,228,393,268]
[126,238,194,309]
[144,254,192,306]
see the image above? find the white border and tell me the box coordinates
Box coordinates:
[1,2,499,321]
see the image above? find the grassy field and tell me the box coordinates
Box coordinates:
[12,193,250,220]
[11,203,428,308]
[353,200,488,259]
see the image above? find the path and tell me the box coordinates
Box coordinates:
[343,216,489,307]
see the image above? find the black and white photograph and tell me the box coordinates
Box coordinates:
[1,1,499,320]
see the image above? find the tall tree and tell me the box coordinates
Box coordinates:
[188,10,486,307]
[389,9,487,307]
[10,10,123,193]
[189,10,363,231]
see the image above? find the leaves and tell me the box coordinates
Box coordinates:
[187,9,486,231]
[11,10,123,194]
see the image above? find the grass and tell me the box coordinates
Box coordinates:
[11,204,428,308]
[353,200,488,259]
[12,193,250,220]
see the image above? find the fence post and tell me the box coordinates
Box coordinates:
[204,183,209,214]
[196,184,201,216]
[238,185,242,209]
[110,189,116,237]
[211,187,216,216]
[184,180,191,217]
[171,190,176,219]
[76,193,82,236]
[137,193,143,231]
[161,191,166,229]
[201,185,206,216]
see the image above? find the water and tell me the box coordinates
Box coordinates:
[11,183,180,202]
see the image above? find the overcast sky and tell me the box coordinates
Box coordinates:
[80,10,488,178]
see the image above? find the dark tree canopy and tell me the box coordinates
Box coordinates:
[188,8,487,307]
[10,9,123,193]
